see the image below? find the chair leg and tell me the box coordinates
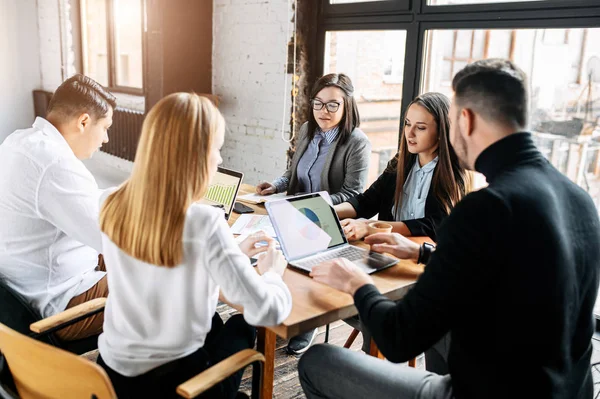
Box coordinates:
[250,360,263,399]
[324,324,330,344]
[343,328,360,349]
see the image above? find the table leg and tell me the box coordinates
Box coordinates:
[369,338,417,367]
[257,327,276,399]
[368,338,385,359]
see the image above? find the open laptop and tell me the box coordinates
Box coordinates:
[199,167,243,220]
[265,193,398,274]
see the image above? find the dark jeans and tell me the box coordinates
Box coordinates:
[97,313,256,399]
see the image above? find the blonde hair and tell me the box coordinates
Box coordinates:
[100,93,224,267]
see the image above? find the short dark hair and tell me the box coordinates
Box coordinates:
[47,74,117,120]
[307,73,360,145]
[452,59,528,129]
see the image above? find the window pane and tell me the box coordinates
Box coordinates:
[81,0,109,86]
[324,30,407,186]
[422,28,600,208]
[429,0,547,4]
[487,30,512,59]
[114,0,143,89]
[455,31,473,59]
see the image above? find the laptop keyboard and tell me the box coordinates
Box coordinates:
[295,246,366,268]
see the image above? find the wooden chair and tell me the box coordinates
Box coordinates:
[0,322,265,399]
[0,279,105,355]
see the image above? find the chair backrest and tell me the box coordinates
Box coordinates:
[0,323,116,399]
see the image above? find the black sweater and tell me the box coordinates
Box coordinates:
[355,133,600,399]
[346,156,447,240]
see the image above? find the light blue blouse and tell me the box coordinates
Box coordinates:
[395,157,438,221]
[296,127,339,194]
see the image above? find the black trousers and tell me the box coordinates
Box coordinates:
[97,313,256,399]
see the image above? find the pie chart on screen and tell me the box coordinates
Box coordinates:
[297,207,322,240]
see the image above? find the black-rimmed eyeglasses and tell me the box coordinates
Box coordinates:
[311,99,341,113]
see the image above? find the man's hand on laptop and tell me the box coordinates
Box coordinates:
[310,258,374,296]
[364,233,419,261]
[238,231,274,258]
[256,241,287,277]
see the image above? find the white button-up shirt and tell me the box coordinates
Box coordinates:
[0,117,106,318]
[98,190,292,376]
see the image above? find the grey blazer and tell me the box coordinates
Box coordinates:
[273,122,371,205]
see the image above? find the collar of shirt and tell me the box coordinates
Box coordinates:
[32,117,74,156]
[315,126,340,145]
[474,132,542,183]
[413,156,439,174]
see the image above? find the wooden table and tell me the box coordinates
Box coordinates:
[229,184,427,399]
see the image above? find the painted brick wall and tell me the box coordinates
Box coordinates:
[0,0,42,142]
[213,0,293,185]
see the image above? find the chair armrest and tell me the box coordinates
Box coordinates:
[29,298,106,334]
[176,349,265,399]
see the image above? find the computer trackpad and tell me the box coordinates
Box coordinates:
[355,253,398,274]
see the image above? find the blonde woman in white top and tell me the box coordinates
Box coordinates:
[97,93,292,399]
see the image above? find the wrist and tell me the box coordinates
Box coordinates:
[347,273,373,296]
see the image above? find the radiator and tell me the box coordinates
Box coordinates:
[102,108,145,161]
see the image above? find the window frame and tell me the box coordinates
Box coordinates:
[315,0,600,131]
[79,0,145,95]
[421,0,599,15]
[323,0,411,17]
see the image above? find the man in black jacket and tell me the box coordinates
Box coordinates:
[299,59,600,399]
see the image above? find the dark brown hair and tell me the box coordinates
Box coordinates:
[47,74,117,120]
[394,92,472,215]
[307,73,360,145]
[452,58,528,129]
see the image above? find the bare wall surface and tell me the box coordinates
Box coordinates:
[213,0,293,185]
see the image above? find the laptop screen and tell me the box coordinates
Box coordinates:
[266,194,346,261]
[199,167,243,219]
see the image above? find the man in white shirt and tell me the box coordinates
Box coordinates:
[0,74,116,341]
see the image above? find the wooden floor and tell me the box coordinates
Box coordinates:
[217,303,425,399]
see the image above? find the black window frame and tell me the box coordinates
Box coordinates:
[316,0,600,128]
[79,0,145,96]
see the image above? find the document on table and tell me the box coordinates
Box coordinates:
[231,214,277,237]
[237,191,333,206]
[236,192,291,204]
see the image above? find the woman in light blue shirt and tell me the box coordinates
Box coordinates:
[335,92,472,242]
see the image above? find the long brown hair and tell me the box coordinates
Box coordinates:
[100,93,224,267]
[394,92,472,215]
[306,73,360,145]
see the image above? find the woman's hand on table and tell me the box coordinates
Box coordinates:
[256,182,276,195]
[340,218,369,241]
[238,231,274,258]
[256,241,287,277]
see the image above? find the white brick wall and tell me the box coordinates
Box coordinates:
[37,0,66,91]
[0,0,42,142]
[213,0,294,185]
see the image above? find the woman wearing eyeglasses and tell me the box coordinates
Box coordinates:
[256,73,371,356]
[256,73,371,207]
